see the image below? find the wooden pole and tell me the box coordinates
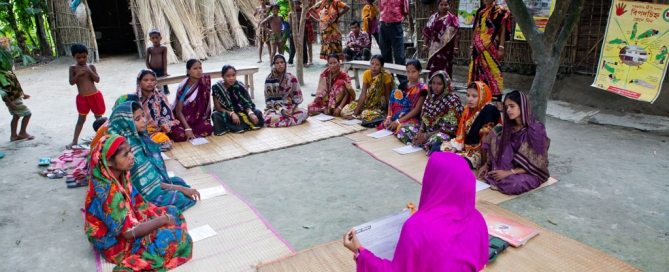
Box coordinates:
[82,0,99,62]
[129,2,144,59]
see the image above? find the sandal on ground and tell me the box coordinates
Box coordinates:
[38,157,51,167]
[67,181,88,189]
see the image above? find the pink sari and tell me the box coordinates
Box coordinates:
[356,152,489,271]
[169,75,213,142]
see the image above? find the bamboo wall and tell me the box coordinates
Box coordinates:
[47,0,98,61]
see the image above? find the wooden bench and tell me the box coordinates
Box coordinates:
[156,66,260,98]
[342,60,430,89]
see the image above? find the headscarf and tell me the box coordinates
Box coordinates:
[455,81,492,145]
[113,94,139,109]
[135,69,176,135]
[356,152,489,271]
[498,90,547,158]
[421,71,453,125]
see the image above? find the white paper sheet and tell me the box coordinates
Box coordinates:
[393,145,423,155]
[188,225,217,242]
[189,137,209,146]
[167,171,175,178]
[341,119,363,125]
[476,180,491,192]
[354,209,411,260]
[161,152,171,160]
[313,113,335,121]
[366,129,394,139]
[199,186,227,200]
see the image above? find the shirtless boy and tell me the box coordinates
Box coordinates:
[145,29,169,94]
[68,43,105,149]
[261,5,284,59]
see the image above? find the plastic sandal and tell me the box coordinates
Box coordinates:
[67,181,88,189]
[38,157,51,167]
[0,151,5,159]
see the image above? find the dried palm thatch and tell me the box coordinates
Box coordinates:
[148,0,180,63]
[158,0,198,60]
[173,0,209,59]
[219,0,250,48]
[132,0,179,63]
[236,0,259,28]
[213,0,236,49]
[200,0,226,55]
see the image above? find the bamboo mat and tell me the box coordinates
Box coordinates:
[167,119,367,168]
[97,171,294,272]
[257,201,639,272]
[347,131,558,204]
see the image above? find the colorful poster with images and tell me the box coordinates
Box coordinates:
[592,0,669,103]
[513,0,555,41]
[458,0,508,28]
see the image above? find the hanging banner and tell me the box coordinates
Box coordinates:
[458,0,508,28]
[513,0,555,41]
[592,0,669,103]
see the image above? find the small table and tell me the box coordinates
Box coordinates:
[156,67,260,98]
[342,60,430,89]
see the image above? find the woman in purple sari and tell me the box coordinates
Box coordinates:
[478,90,550,195]
[170,59,213,142]
[422,0,459,77]
[343,152,489,271]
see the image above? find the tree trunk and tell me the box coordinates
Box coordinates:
[293,6,308,85]
[529,57,560,123]
[35,7,53,57]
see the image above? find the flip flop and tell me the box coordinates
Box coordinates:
[38,157,51,167]
[67,181,88,189]
[0,152,4,159]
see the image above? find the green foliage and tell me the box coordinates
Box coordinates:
[0,0,53,59]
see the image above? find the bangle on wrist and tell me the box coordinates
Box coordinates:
[185,128,193,131]
[510,169,516,174]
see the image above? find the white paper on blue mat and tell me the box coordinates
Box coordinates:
[366,129,394,139]
[354,209,411,261]
[189,225,217,242]
[476,180,491,192]
[161,152,170,160]
[313,113,335,121]
[199,186,227,200]
[342,119,363,125]
[393,145,423,155]
[189,137,209,146]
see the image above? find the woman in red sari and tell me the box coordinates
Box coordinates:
[308,54,356,117]
[422,0,459,77]
[170,59,213,142]
[468,0,510,101]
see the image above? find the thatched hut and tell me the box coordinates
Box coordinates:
[47,0,259,63]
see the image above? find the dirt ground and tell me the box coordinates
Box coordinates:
[1,46,667,271]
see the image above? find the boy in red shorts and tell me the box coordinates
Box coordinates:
[68,43,105,149]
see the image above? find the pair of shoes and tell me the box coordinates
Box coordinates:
[47,169,67,179]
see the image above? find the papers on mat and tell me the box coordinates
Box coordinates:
[366,129,394,139]
[341,119,363,126]
[167,171,175,178]
[189,137,209,146]
[476,180,491,192]
[199,186,227,200]
[161,152,171,160]
[312,113,335,122]
[188,225,217,242]
[393,145,423,155]
[354,209,411,260]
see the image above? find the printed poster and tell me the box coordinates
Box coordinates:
[592,0,669,103]
[458,0,555,42]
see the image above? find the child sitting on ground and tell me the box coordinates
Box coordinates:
[68,43,105,149]
[0,36,34,142]
[145,29,169,94]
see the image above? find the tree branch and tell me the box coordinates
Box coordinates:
[506,0,540,48]
[543,0,571,44]
[554,0,585,55]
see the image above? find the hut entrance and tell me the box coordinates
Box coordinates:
[88,0,135,56]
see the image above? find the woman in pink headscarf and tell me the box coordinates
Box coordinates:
[343,152,489,271]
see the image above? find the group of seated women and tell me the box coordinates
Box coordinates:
[307,54,550,196]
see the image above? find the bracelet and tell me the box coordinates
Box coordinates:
[498,46,505,49]
[511,169,516,174]
[185,128,193,131]
[129,227,136,239]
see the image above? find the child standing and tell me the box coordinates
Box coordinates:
[261,5,284,60]
[68,43,105,149]
[255,0,271,63]
[145,29,169,94]
[0,38,34,142]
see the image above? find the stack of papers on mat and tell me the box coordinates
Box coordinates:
[188,225,217,242]
[366,129,394,139]
[189,137,209,146]
[393,145,423,155]
[199,186,227,200]
[476,180,491,192]
[354,209,411,260]
[312,113,335,121]
[342,119,363,126]
[486,213,539,247]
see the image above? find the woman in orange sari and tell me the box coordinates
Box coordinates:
[309,0,350,60]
